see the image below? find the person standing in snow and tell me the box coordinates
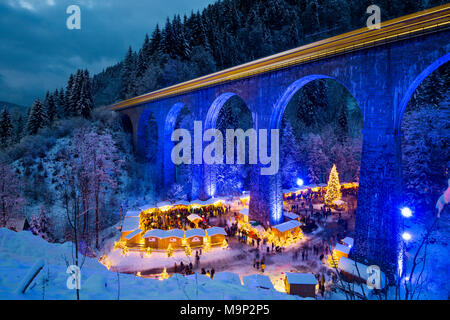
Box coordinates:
[211,267,215,279]
[261,262,265,273]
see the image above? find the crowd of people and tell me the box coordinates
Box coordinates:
[140,204,231,231]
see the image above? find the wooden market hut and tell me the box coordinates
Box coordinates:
[121,216,141,240]
[337,257,386,288]
[187,214,202,227]
[271,220,302,241]
[341,237,354,248]
[284,273,318,298]
[185,228,206,247]
[205,227,227,246]
[124,229,143,247]
[165,229,185,249]
[143,229,167,249]
[238,208,249,223]
[334,243,351,260]
[283,211,300,222]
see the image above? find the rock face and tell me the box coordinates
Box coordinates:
[117,29,450,277]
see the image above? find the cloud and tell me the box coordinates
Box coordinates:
[0,0,215,106]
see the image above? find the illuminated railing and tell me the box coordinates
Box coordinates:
[110,4,450,111]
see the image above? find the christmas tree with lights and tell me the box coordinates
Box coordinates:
[325,164,342,205]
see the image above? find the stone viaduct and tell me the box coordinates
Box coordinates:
[111,5,450,276]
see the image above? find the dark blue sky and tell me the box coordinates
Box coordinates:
[0,0,215,106]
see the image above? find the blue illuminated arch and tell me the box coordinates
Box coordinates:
[204,92,253,198]
[136,108,158,162]
[395,53,450,134]
[269,74,361,224]
[163,102,191,187]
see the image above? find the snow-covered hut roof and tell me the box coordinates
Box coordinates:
[239,208,249,216]
[284,211,300,220]
[173,200,190,206]
[122,217,140,232]
[157,201,172,208]
[124,229,142,240]
[335,243,351,255]
[338,257,386,287]
[187,214,202,222]
[125,210,141,218]
[341,237,354,248]
[185,228,206,238]
[143,229,168,239]
[166,229,185,238]
[205,227,227,237]
[272,220,301,233]
[285,273,317,285]
[214,272,242,286]
[243,274,274,290]
[139,204,155,212]
[189,199,207,206]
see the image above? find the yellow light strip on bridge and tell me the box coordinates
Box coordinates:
[110,4,450,111]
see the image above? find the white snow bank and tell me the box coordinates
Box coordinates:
[0,228,299,300]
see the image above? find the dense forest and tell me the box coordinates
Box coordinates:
[0,0,448,244]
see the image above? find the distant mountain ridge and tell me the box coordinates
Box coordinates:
[0,101,28,114]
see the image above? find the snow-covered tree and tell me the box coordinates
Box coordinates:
[0,108,14,148]
[30,205,53,242]
[26,98,47,135]
[0,162,25,227]
[43,91,57,124]
[70,128,123,248]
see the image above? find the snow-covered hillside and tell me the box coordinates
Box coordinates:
[0,228,300,300]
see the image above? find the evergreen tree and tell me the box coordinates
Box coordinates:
[13,113,25,143]
[0,108,14,148]
[120,47,137,99]
[43,91,57,124]
[65,74,75,117]
[26,98,47,135]
[324,164,342,205]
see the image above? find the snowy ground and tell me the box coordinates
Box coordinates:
[0,228,301,300]
[104,218,336,298]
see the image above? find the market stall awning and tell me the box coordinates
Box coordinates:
[185,228,206,238]
[166,229,185,238]
[205,227,227,237]
[124,229,142,240]
[285,273,317,285]
[122,217,140,232]
[187,214,202,222]
[243,274,274,290]
[272,220,301,233]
